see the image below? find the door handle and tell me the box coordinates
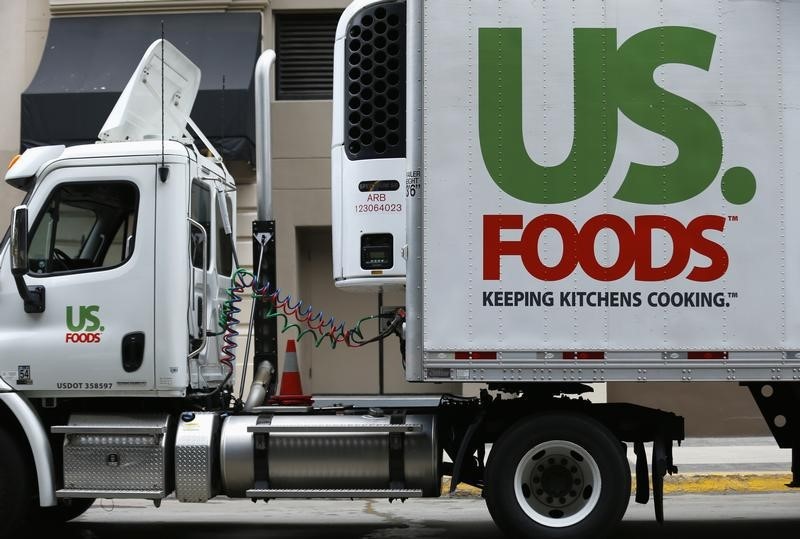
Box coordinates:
[122,332,145,373]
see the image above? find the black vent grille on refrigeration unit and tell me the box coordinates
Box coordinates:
[344,1,406,161]
[276,12,341,100]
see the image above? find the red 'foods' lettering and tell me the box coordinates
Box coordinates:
[483,214,728,282]
[65,332,102,344]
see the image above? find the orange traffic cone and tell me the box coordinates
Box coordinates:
[270,340,312,406]
[279,339,303,395]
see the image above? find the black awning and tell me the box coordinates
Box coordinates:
[22,12,261,162]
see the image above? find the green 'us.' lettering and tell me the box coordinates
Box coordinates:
[66,305,101,332]
[478,26,756,205]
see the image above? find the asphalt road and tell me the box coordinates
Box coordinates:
[28,492,800,539]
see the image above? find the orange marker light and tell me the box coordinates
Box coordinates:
[7,154,21,170]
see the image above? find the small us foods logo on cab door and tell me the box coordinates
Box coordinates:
[65,305,105,344]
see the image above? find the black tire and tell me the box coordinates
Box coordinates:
[36,498,96,525]
[0,428,35,537]
[484,413,631,539]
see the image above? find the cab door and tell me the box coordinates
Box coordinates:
[187,179,236,389]
[209,186,236,375]
[0,164,155,394]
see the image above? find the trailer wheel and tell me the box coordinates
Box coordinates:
[0,429,34,536]
[484,413,630,539]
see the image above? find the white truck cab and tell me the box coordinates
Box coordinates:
[0,41,236,398]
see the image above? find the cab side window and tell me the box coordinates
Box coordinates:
[190,182,211,269]
[28,182,139,275]
[216,195,234,276]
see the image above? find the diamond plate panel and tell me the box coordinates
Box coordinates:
[60,413,171,495]
[63,446,165,490]
[175,412,218,502]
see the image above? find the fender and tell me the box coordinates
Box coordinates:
[0,385,57,506]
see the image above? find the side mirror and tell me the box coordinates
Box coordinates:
[9,205,45,314]
[10,205,29,276]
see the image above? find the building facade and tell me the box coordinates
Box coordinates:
[0,0,769,436]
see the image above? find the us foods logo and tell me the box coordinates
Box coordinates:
[479,26,756,282]
[65,305,104,344]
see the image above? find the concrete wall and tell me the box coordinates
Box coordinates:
[0,0,49,231]
[608,382,770,437]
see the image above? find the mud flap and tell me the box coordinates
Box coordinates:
[634,440,650,504]
[449,409,486,494]
[652,434,678,524]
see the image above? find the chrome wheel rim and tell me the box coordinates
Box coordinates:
[513,440,602,528]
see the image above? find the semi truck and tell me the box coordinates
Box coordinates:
[0,1,798,538]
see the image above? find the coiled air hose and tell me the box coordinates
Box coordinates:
[219,267,405,371]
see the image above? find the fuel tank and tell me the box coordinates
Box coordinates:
[220,413,439,496]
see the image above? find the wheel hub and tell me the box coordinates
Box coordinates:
[540,462,574,498]
[514,440,602,527]
[530,454,584,508]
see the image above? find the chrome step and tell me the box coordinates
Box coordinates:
[57,489,165,499]
[247,424,422,434]
[52,425,167,435]
[245,488,423,499]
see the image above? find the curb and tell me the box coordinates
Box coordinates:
[441,474,796,497]
[441,478,482,497]
[663,473,794,494]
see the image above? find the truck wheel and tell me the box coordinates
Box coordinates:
[37,498,95,525]
[484,413,630,539]
[0,429,34,536]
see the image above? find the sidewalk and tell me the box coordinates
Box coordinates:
[444,437,796,496]
[643,437,795,494]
